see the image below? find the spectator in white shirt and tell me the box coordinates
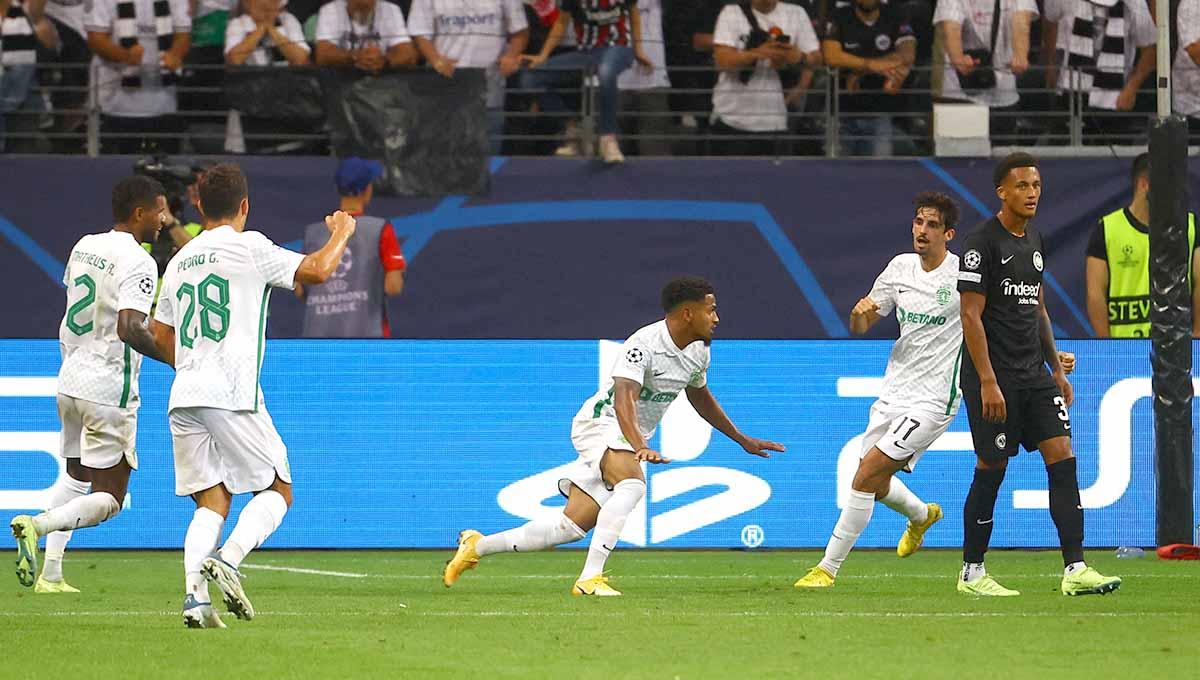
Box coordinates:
[223,0,310,153]
[617,0,671,156]
[86,0,192,154]
[407,0,528,154]
[1040,0,1155,144]
[711,0,821,156]
[933,0,1037,144]
[1173,0,1200,139]
[315,0,416,71]
[225,0,308,66]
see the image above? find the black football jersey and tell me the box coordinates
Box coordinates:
[957,217,1053,387]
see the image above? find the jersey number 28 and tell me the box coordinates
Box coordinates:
[176,274,231,348]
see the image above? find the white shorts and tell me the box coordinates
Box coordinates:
[169,406,291,497]
[860,402,955,473]
[57,394,139,470]
[558,415,637,506]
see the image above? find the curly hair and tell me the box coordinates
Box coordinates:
[111,175,165,223]
[197,163,248,221]
[913,191,960,230]
[992,152,1039,187]
[661,276,715,312]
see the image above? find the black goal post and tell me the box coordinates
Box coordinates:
[1148,115,1194,546]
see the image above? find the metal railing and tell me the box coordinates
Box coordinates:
[0,61,1192,157]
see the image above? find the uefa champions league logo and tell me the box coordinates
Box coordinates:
[496,341,772,547]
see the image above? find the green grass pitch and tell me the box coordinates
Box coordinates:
[3,549,1197,679]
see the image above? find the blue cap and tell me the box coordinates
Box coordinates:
[335,157,384,196]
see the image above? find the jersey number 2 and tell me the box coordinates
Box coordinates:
[176,274,231,348]
[65,274,97,336]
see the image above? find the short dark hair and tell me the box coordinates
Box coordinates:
[993,152,1039,187]
[197,163,248,221]
[661,276,715,312]
[112,175,165,223]
[1131,152,1151,186]
[914,191,960,230]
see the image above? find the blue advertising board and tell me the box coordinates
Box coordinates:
[0,339,1193,549]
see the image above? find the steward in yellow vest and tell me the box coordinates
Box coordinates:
[1085,153,1198,338]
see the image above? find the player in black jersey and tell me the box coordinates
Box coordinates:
[955,153,1122,597]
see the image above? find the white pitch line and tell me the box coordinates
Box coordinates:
[0,610,1191,619]
[242,564,369,578]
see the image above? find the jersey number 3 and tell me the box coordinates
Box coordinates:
[176,274,231,348]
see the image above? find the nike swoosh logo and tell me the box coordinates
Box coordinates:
[1075,505,1083,510]
[653,371,666,377]
[976,518,993,525]
[1001,255,1014,264]
[601,544,614,552]
[891,441,909,450]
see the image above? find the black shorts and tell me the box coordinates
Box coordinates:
[961,376,1072,459]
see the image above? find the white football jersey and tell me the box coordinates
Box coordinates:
[58,230,158,408]
[154,225,304,412]
[868,253,964,416]
[575,320,710,441]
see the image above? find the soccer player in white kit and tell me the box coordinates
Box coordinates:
[444,277,785,596]
[795,192,964,589]
[10,176,174,592]
[149,164,357,628]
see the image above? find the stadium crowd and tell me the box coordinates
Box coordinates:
[0,0,1198,156]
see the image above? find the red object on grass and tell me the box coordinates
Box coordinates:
[1156,544,1200,560]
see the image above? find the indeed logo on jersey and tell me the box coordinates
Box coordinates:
[896,306,948,326]
[496,341,770,547]
[1001,278,1041,305]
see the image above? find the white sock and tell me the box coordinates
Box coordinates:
[579,478,645,581]
[39,475,90,581]
[477,515,587,556]
[218,490,288,569]
[1064,561,1087,576]
[184,507,225,603]
[818,489,875,577]
[961,562,986,582]
[880,477,928,523]
[32,492,119,535]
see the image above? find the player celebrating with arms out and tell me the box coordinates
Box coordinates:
[150,163,358,627]
[956,153,1120,597]
[795,192,962,589]
[11,176,173,593]
[444,277,785,596]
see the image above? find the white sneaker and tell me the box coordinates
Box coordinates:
[182,594,227,629]
[202,556,255,621]
[599,135,625,164]
[554,141,581,157]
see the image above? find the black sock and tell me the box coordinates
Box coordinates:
[1047,457,1085,566]
[963,466,1006,564]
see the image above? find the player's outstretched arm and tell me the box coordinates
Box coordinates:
[848,296,882,336]
[613,378,670,464]
[1039,290,1073,407]
[294,211,357,286]
[960,291,1006,423]
[117,309,172,366]
[685,385,785,458]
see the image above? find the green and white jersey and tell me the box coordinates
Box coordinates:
[154,226,303,413]
[576,320,710,441]
[58,230,158,408]
[868,253,963,416]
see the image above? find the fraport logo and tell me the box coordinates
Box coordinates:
[496,341,772,547]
